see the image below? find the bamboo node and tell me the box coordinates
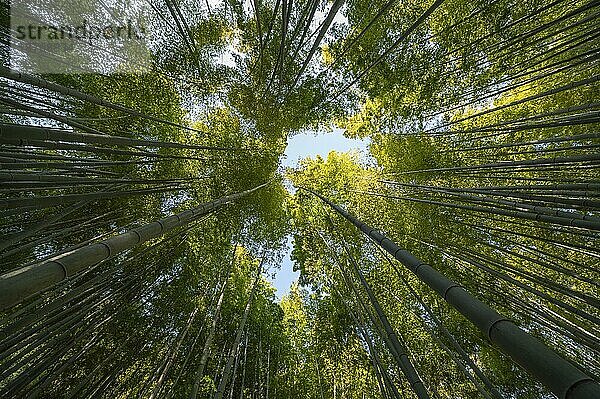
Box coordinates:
[442,283,462,300]
[98,242,112,258]
[486,317,512,342]
[52,259,69,279]
[131,229,142,244]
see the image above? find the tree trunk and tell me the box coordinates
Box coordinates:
[305,187,600,399]
[214,265,261,399]
[0,183,268,310]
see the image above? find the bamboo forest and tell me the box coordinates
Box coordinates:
[0,0,599,397]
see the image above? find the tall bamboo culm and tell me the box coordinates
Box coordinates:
[303,187,600,399]
[0,183,268,310]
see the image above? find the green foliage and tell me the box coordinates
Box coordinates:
[1,0,598,398]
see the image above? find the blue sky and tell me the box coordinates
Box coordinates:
[268,128,369,300]
[281,128,369,169]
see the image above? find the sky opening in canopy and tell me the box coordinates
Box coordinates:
[269,129,369,300]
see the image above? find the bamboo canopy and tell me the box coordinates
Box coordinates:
[304,187,600,399]
[1,0,598,397]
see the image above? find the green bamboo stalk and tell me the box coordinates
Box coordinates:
[0,183,267,310]
[304,187,600,399]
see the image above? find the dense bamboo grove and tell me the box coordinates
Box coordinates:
[0,0,598,398]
